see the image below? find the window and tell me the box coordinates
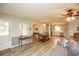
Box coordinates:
[55,25,61,32]
[19,24,27,35]
[0,21,9,36]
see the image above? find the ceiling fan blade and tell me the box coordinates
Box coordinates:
[60,14,67,16]
[58,15,65,18]
[73,11,79,16]
[73,13,79,16]
[60,9,79,17]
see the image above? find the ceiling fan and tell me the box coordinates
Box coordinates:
[60,9,79,21]
[61,9,79,16]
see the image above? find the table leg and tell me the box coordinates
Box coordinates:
[18,39,21,55]
[19,39,22,48]
[20,40,22,48]
[18,39,20,47]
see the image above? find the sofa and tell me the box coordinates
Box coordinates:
[49,39,79,56]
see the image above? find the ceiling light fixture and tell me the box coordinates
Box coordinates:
[66,16,75,21]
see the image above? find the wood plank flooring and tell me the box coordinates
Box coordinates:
[0,37,64,56]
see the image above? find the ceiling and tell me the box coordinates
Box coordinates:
[0,3,79,23]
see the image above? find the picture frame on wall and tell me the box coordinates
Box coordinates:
[35,28,38,31]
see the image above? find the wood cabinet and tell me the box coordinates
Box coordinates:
[74,32,79,41]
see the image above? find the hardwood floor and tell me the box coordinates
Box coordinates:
[0,37,64,56]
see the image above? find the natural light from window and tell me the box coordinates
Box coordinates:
[0,21,9,36]
[55,25,61,32]
[20,24,27,35]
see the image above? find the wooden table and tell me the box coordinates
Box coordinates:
[39,34,49,42]
[18,35,32,48]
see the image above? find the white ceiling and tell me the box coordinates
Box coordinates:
[0,3,79,23]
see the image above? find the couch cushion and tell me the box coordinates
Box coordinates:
[68,39,79,56]
[49,45,68,56]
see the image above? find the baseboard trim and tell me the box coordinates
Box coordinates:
[0,48,10,55]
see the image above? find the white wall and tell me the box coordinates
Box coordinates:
[68,18,79,36]
[0,14,33,51]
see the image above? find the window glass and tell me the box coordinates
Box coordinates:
[0,21,9,36]
[55,25,61,32]
[19,24,27,35]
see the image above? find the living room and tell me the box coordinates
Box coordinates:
[0,3,79,56]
